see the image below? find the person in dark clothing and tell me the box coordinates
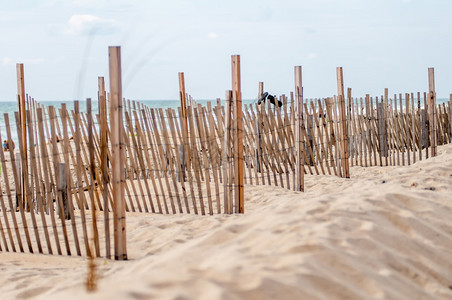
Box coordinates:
[258,92,282,107]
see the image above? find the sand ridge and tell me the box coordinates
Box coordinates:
[0,144,451,299]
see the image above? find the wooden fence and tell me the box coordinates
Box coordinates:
[0,52,246,260]
[241,90,451,188]
[0,55,451,260]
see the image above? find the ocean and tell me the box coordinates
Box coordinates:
[0,99,256,143]
[0,97,449,144]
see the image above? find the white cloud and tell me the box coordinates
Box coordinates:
[207,32,218,39]
[63,14,120,36]
[2,57,12,65]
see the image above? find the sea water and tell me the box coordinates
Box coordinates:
[0,99,257,143]
[0,97,449,144]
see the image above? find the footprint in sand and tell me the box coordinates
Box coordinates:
[16,286,50,299]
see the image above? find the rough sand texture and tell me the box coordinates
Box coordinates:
[1,144,452,300]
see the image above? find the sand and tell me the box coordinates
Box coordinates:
[0,143,451,300]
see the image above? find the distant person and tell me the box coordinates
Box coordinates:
[258,92,282,108]
[3,139,14,151]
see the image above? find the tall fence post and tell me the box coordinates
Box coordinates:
[428,67,437,157]
[347,88,352,165]
[87,98,100,257]
[449,94,452,142]
[223,91,233,214]
[384,88,389,166]
[377,102,388,163]
[98,76,111,259]
[109,46,127,260]
[231,55,244,214]
[16,64,27,160]
[337,67,350,178]
[87,98,98,290]
[16,63,28,211]
[178,72,190,172]
[294,66,304,191]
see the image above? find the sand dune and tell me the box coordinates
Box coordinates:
[1,144,451,300]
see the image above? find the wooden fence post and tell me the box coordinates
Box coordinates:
[87,98,100,257]
[15,159,21,211]
[384,88,389,166]
[256,82,264,173]
[109,46,127,260]
[98,76,111,259]
[178,72,191,171]
[294,66,304,191]
[405,93,411,165]
[223,91,233,214]
[16,64,27,160]
[16,63,28,211]
[179,72,189,137]
[57,163,69,220]
[449,95,452,142]
[307,114,315,166]
[337,67,350,178]
[231,55,244,214]
[347,88,353,165]
[86,98,98,290]
[377,102,388,162]
[428,68,437,157]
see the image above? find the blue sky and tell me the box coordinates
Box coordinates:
[0,0,451,101]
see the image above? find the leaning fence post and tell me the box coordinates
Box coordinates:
[177,145,186,182]
[15,159,21,211]
[337,67,350,178]
[57,163,69,220]
[256,82,264,173]
[87,98,100,257]
[306,114,315,166]
[178,72,191,169]
[294,66,304,191]
[109,46,127,260]
[377,102,388,163]
[179,72,189,137]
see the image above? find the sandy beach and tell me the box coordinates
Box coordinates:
[2,1,452,299]
[0,143,450,299]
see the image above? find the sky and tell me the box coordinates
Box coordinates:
[0,0,451,102]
